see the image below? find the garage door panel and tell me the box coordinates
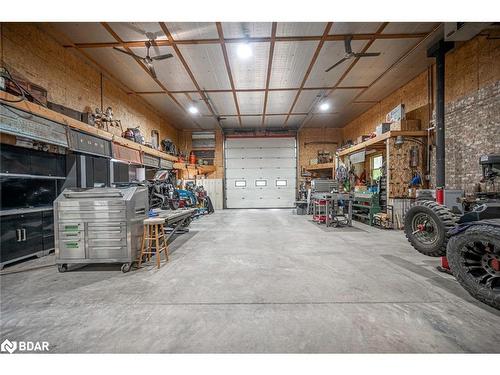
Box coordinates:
[226,178,295,194]
[225,158,295,169]
[226,147,296,159]
[226,187,295,197]
[225,137,296,208]
[226,169,296,180]
[226,192,295,208]
[226,138,295,148]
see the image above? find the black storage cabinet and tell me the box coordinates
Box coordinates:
[0,144,66,268]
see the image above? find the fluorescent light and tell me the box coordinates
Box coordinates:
[319,102,330,111]
[188,105,199,114]
[237,43,252,59]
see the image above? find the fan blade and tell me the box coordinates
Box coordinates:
[325,57,349,72]
[148,64,157,79]
[344,36,353,54]
[113,47,143,59]
[354,52,381,57]
[151,53,173,61]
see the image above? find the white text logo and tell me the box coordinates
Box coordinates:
[1,339,49,353]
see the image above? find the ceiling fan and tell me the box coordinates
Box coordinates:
[324,36,381,72]
[113,40,173,79]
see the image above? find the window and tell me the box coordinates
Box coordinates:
[235,180,246,187]
[276,180,287,187]
[255,180,267,187]
[371,155,383,181]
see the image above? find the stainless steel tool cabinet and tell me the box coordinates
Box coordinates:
[54,186,147,272]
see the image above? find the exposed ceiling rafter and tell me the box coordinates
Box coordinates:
[159,22,222,130]
[216,22,242,127]
[63,32,430,49]
[281,22,333,128]
[40,23,185,131]
[261,22,277,127]
[100,22,203,130]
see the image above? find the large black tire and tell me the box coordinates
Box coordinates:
[404,200,457,257]
[447,225,500,310]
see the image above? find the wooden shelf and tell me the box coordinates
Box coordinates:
[173,162,216,175]
[304,162,335,171]
[0,91,178,162]
[337,130,427,157]
[191,147,215,151]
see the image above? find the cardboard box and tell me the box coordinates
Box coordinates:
[390,119,421,131]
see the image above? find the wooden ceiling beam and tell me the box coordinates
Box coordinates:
[100,22,202,130]
[350,24,442,103]
[40,24,185,132]
[261,22,277,128]
[63,32,429,49]
[222,112,309,117]
[159,22,222,130]
[133,85,369,95]
[327,23,389,97]
[216,22,242,127]
[282,22,333,128]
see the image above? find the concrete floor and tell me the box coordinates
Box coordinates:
[1,209,499,353]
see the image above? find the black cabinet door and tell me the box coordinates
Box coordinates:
[30,150,66,177]
[0,212,43,263]
[0,144,30,175]
[85,156,110,187]
[42,210,54,251]
[93,157,109,186]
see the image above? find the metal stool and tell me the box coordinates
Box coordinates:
[138,218,169,269]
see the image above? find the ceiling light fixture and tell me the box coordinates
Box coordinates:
[237,43,252,59]
[319,102,330,112]
[188,105,199,115]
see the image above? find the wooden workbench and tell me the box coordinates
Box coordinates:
[337,130,428,201]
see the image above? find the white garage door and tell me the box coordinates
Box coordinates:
[225,137,296,208]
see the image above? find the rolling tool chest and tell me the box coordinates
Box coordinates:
[54,186,148,272]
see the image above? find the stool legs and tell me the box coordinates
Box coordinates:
[138,223,169,269]
[138,225,147,268]
[154,224,161,269]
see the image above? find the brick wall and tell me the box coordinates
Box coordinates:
[429,80,500,190]
[0,23,179,144]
